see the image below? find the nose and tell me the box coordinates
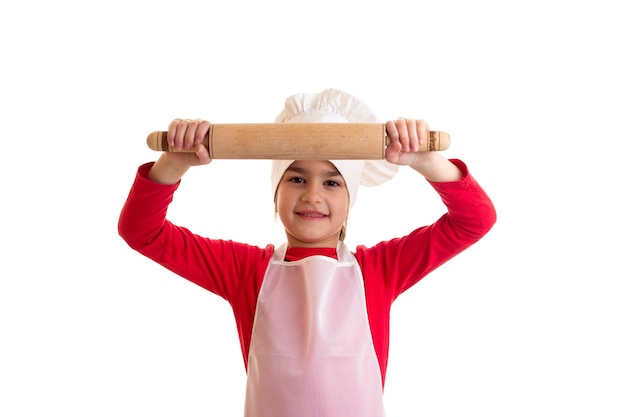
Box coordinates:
[301,183,322,203]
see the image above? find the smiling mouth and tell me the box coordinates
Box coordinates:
[296,211,328,219]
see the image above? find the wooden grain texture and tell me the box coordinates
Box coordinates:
[146,123,449,159]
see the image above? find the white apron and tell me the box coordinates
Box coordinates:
[243,243,386,417]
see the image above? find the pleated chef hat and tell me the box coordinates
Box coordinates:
[271,88,399,209]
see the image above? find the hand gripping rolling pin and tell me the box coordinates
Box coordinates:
[146,123,450,160]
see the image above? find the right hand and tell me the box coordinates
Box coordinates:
[166,118,212,166]
[148,118,212,184]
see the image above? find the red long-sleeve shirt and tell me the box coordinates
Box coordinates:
[118,159,496,386]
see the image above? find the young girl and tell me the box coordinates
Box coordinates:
[118,88,496,416]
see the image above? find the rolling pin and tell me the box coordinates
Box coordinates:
[146,123,450,160]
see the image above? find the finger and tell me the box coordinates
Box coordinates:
[405,119,419,152]
[167,118,182,148]
[184,119,201,150]
[170,119,187,150]
[385,120,399,142]
[174,119,192,150]
[415,120,430,148]
[395,118,411,152]
[195,120,211,145]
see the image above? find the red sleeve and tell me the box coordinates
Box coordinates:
[359,158,496,298]
[117,162,271,302]
[118,163,273,368]
[355,159,496,386]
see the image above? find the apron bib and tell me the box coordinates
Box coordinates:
[244,243,386,417]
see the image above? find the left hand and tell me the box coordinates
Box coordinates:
[386,118,462,182]
[385,118,430,166]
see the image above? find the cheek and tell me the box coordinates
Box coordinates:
[334,194,350,220]
[274,189,291,215]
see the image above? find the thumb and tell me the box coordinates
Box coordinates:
[385,141,403,165]
[194,144,212,165]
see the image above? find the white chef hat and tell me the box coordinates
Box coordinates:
[271,88,399,209]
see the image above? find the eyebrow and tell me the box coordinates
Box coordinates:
[286,166,342,178]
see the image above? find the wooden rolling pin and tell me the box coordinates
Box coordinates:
[146,123,450,160]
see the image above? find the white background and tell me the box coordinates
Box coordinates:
[1,0,624,416]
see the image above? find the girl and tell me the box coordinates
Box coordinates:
[118,88,496,416]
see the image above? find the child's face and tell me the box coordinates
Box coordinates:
[276,160,349,248]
